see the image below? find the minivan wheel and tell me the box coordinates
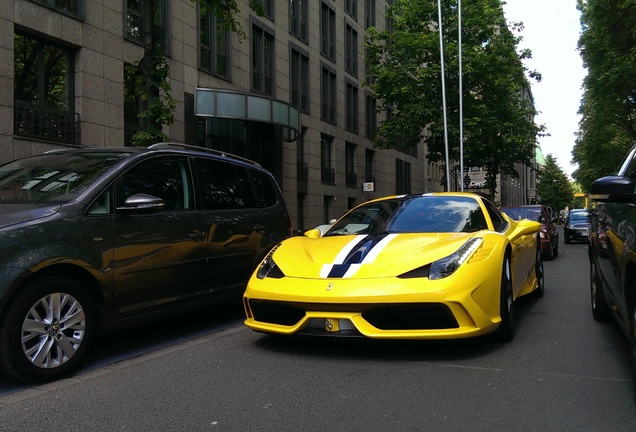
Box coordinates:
[0,276,95,382]
[495,255,514,341]
[631,301,636,396]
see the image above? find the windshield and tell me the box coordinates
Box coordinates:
[569,211,590,221]
[0,152,129,204]
[325,196,489,235]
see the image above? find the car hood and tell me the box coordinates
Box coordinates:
[0,204,62,229]
[272,232,489,279]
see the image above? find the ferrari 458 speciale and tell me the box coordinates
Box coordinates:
[244,193,543,341]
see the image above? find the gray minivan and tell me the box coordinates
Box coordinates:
[0,143,291,382]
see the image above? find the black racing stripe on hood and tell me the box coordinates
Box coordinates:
[327,233,389,278]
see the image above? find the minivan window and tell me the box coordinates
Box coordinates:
[250,168,278,208]
[194,158,255,210]
[117,157,193,210]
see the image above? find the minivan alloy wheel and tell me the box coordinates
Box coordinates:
[21,292,86,369]
[0,276,94,382]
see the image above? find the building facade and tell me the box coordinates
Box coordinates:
[1,0,533,232]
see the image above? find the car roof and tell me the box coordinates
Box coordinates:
[45,142,261,168]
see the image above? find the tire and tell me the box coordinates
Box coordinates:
[565,236,571,244]
[631,301,636,397]
[495,254,514,341]
[553,239,559,257]
[0,276,95,383]
[545,242,554,261]
[590,258,611,321]
[532,243,545,298]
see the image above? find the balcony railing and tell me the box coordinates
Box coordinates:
[14,101,80,146]
[346,171,358,188]
[321,167,336,185]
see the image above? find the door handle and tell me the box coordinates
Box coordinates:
[189,231,205,240]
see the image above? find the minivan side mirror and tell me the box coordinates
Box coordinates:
[589,176,635,203]
[117,193,166,214]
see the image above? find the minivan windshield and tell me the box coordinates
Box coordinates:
[0,152,130,204]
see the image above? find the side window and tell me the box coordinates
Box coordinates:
[87,189,112,215]
[484,200,507,232]
[194,158,255,210]
[249,169,278,208]
[117,157,192,211]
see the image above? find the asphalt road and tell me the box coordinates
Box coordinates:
[0,230,635,431]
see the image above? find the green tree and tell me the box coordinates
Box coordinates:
[573,0,636,189]
[364,0,543,200]
[536,155,574,213]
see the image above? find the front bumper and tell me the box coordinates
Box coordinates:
[243,272,503,340]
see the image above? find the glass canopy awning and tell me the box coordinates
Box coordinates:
[195,88,300,142]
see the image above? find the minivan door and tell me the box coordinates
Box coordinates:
[193,158,264,296]
[111,156,209,318]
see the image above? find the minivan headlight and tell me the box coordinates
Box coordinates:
[429,238,483,280]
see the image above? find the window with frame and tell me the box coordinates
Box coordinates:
[395,159,411,194]
[345,23,358,76]
[29,0,83,19]
[200,7,230,79]
[291,48,309,112]
[321,66,337,124]
[320,2,336,61]
[321,134,335,184]
[365,149,375,182]
[365,0,376,28]
[385,1,394,34]
[345,0,357,19]
[345,81,359,133]
[13,32,79,145]
[365,93,377,138]
[345,142,357,188]
[256,0,274,19]
[125,0,168,52]
[290,0,308,41]
[124,62,148,146]
[252,24,274,96]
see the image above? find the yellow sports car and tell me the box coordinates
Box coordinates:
[244,193,543,341]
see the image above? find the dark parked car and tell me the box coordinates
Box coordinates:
[0,143,291,382]
[564,209,591,244]
[589,143,636,389]
[500,205,559,259]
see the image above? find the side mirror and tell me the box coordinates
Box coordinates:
[117,193,165,214]
[510,219,541,241]
[304,228,322,239]
[589,176,634,203]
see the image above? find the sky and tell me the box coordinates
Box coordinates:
[501,0,586,178]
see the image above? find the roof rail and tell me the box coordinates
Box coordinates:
[149,142,261,167]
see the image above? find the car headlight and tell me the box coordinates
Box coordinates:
[256,245,285,279]
[539,230,546,239]
[567,224,575,229]
[429,238,483,280]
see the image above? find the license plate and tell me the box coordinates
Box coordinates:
[325,318,340,332]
